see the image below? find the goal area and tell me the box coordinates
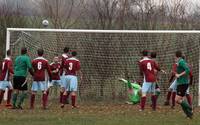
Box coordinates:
[6,28,200,105]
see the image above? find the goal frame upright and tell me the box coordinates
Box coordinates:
[6,28,200,105]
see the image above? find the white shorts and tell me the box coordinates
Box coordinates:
[169,79,177,92]
[31,81,48,91]
[48,80,62,88]
[63,75,78,92]
[141,82,156,94]
[0,81,13,90]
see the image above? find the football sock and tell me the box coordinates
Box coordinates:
[140,96,146,110]
[71,95,76,107]
[186,94,192,106]
[151,95,157,110]
[30,94,35,109]
[7,90,12,105]
[12,93,18,107]
[42,93,48,108]
[60,91,64,103]
[0,91,5,104]
[17,92,27,107]
[172,92,176,107]
[166,91,172,102]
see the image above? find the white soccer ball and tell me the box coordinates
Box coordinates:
[42,20,49,27]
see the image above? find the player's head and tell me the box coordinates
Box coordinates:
[6,49,11,57]
[53,56,59,63]
[37,48,44,56]
[150,51,157,59]
[71,51,77,57]
[21,47,27,55]
[63,47,69,53]
[141,50,148,57]
[175,50,182,58]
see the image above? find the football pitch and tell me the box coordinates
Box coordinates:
[0,103,199,125]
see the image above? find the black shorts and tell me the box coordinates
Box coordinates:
[176,84,188,97]
[13,76,27,91]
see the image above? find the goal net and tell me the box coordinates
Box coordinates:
[6,28,200,105]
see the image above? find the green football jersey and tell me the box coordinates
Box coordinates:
[14,54,32,77]
[120,78,141,104]
[176,58,190,85]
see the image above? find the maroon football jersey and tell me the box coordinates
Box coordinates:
[50,62,61,80]
[60,53,70,75]
[64,57,80,76]
[139,57,160,82]
[32,57,51,81]
[0,57,14,81]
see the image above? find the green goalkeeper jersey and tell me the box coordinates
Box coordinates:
[176,58,190,85]
[120,78,141,104]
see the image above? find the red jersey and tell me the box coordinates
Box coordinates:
[50,62,61,80]
[60,53,70,75]
[0,57,14,81]
[32,57,52,81]
[64,57,80,76]
[139,57,160,82]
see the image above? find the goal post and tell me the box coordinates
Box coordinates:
[6,28,200,105]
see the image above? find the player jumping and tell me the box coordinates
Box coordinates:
[118,78,141,104]
[48,56,62,102]
[60,47,70,104]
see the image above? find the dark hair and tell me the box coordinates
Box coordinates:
[7,50,11,56]
[21,47,27,55]
[175,50,182,58]
[71,51,77,56]
[150,52,157,58]
[142,50,148,56]
[37,48,44,56]
[63,47,69,53]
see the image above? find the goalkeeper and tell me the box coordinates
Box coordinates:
[119,78,141,104]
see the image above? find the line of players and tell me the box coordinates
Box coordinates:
[139,50,193,118]
[0,47,81,110]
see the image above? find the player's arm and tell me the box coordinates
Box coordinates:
[189,67,193,85]
[8,61,14,74]
[138,61,143,76]
[59,56,65,75]
[27,58,33,76]
[46,62,52,82]
[175,61,190,78]
[76,61,83,81]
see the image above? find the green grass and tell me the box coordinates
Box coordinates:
[0,103,199,125]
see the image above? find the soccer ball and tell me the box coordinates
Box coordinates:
[42,20,49,27]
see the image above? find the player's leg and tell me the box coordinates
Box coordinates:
[150,83,156,110]
[40,81,48,109]
[70,76,78,108]
[164,79,177,105]
[0,81,6,105]
[175,84,192,118]
[60,75,66,103]
[155,83,160,101]
[61,76,71,108]
[186,87,192,106]
[12,76,20,109]
[6,81,13,107]
[171,80,177,108]
[30,81,38,109]
[17,77,28,109]
[140,82,151,111]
